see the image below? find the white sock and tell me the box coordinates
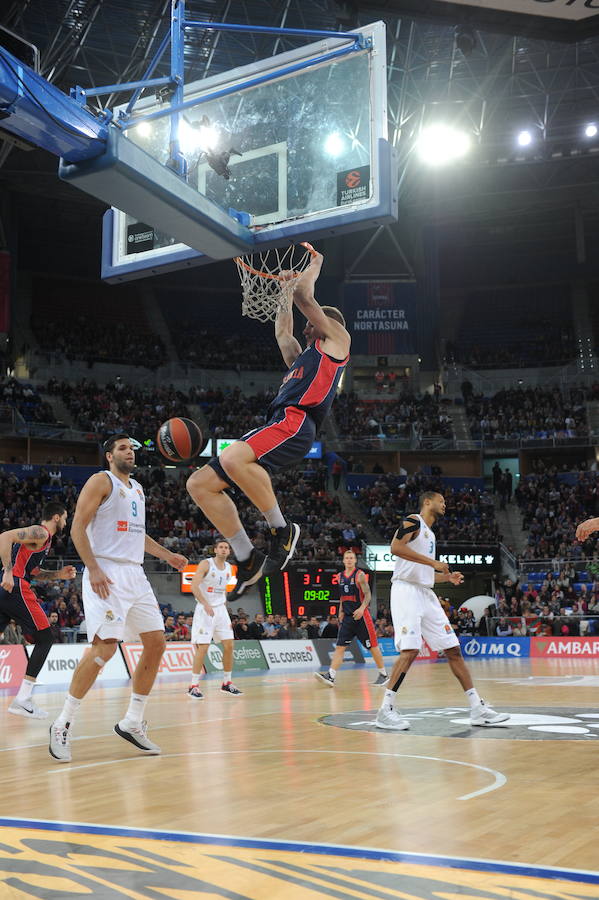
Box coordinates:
[381,688,395,712]
[190,674,201,687]
[466,687,482,709]
[16,679,35,704]
[56,693,81,727]
[328,667,336,680]
[378,668,387,676]
[223,671,232,683]
[124,692,148,726]
[264,504,286,529]
[225,528,253,563]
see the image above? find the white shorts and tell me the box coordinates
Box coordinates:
[390,580,459,653]
[191,603,234,644]
[82,560,164,643]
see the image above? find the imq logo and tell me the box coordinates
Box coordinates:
[463,639,525,658]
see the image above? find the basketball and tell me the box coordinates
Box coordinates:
[157,417,203,462]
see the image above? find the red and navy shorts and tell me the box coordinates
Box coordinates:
[209,405,316,487]
[336,610,378,650]
[0,577,50,634]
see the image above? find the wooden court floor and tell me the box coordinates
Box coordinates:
[1,657,598,899]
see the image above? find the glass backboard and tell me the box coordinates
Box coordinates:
[101,21,395,282]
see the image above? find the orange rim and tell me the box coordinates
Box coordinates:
[234,242,318,281]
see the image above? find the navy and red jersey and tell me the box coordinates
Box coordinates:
[269,339,349,428]
[339,568,366,616]
[11,527,51,582]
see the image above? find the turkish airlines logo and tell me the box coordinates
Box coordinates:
[117,521,128,532]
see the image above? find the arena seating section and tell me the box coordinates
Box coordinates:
[334,391,453,441]
[465,386,588,440]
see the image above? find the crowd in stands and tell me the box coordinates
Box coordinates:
[32,318,167,370]
[0,377,56,424]
[516,466,599,562]
[334,391,452,442]
[484,573,599,636]
[196,387,277,443]
[46,377,192,443]
[173,324,282,372]
[355,472,500,544]
[465,386,588,441]
[447,332,576,369]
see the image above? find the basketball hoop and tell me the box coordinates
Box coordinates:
[234,242,318,322]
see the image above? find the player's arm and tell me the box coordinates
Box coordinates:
[0,524,48,592]
[35,566,77,582]
[190,560,214,616]
[390,518,449,575]
[144,534,187,571]
[274,292,302,368]
[292,245,350,358]
[353,570,371,620]
[435,571,464,585]
[70,472,114,599]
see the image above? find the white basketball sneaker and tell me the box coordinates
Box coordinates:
[9,698,48,719]
[374,707,410,730]
[49,721,72,762]
[114,720,161,754]
[470,701,510,726]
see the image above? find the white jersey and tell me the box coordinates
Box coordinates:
[198,558,231,607]
[391,514,435,588]
[86,471,146,565]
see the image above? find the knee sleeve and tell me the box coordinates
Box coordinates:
[25,627,53,678]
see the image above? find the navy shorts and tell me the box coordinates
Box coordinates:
[336,610,378,649]
[209,405,316,487]
[0,578,50,634]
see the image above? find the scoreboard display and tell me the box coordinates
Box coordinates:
[260,563,372,618]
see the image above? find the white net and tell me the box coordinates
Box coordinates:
[235,244,314,323]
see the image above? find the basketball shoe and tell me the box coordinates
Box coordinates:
[263,521,300,574]
[371,673,389,686]
[229,549,265,600]
[49,721,72,762]
[470,701,510,726]
[187,686,203,699]
[314,671,335,687]
[374,708,410,730]
[9,698,48,719]
[114,720,161,754]
[221,682,243,695]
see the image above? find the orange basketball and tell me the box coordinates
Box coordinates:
[157,417,203,462]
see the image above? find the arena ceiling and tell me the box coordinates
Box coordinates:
[2,1,599,281]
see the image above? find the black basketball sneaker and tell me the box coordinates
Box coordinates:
[229,549,266,600]
[263,521,300,575]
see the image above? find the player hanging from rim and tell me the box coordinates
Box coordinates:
[375,491,510,730]
[187,245,350,599]
[0,502,76,719]
[49,434,187,763]
[188,538,242,698]
[315,550,389,687]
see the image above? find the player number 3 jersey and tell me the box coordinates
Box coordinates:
[391,514,436,588]
[198,558,232,607]
[86,471,146,565]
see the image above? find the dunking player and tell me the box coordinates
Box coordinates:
[49,435,187,762]
[375,491,509,730]
[187,539,242,698]
[0,502,75,718]
[187,245,350,597]
[315,550,389,687]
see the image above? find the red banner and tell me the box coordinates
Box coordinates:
[0,645,28,688]
[531,637,599,658]
[121,642,195,676]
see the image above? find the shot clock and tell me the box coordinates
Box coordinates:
[260,563,372,618]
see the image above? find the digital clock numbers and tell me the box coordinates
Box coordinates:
[260,564,371,618]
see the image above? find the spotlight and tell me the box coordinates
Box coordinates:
[134,121,151,138]
[324,132,344,156]
[179,116,218,154]
[585,123,598,138]
[416,124,471,166]
[517,130,532,147]
[455,25,476,57]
